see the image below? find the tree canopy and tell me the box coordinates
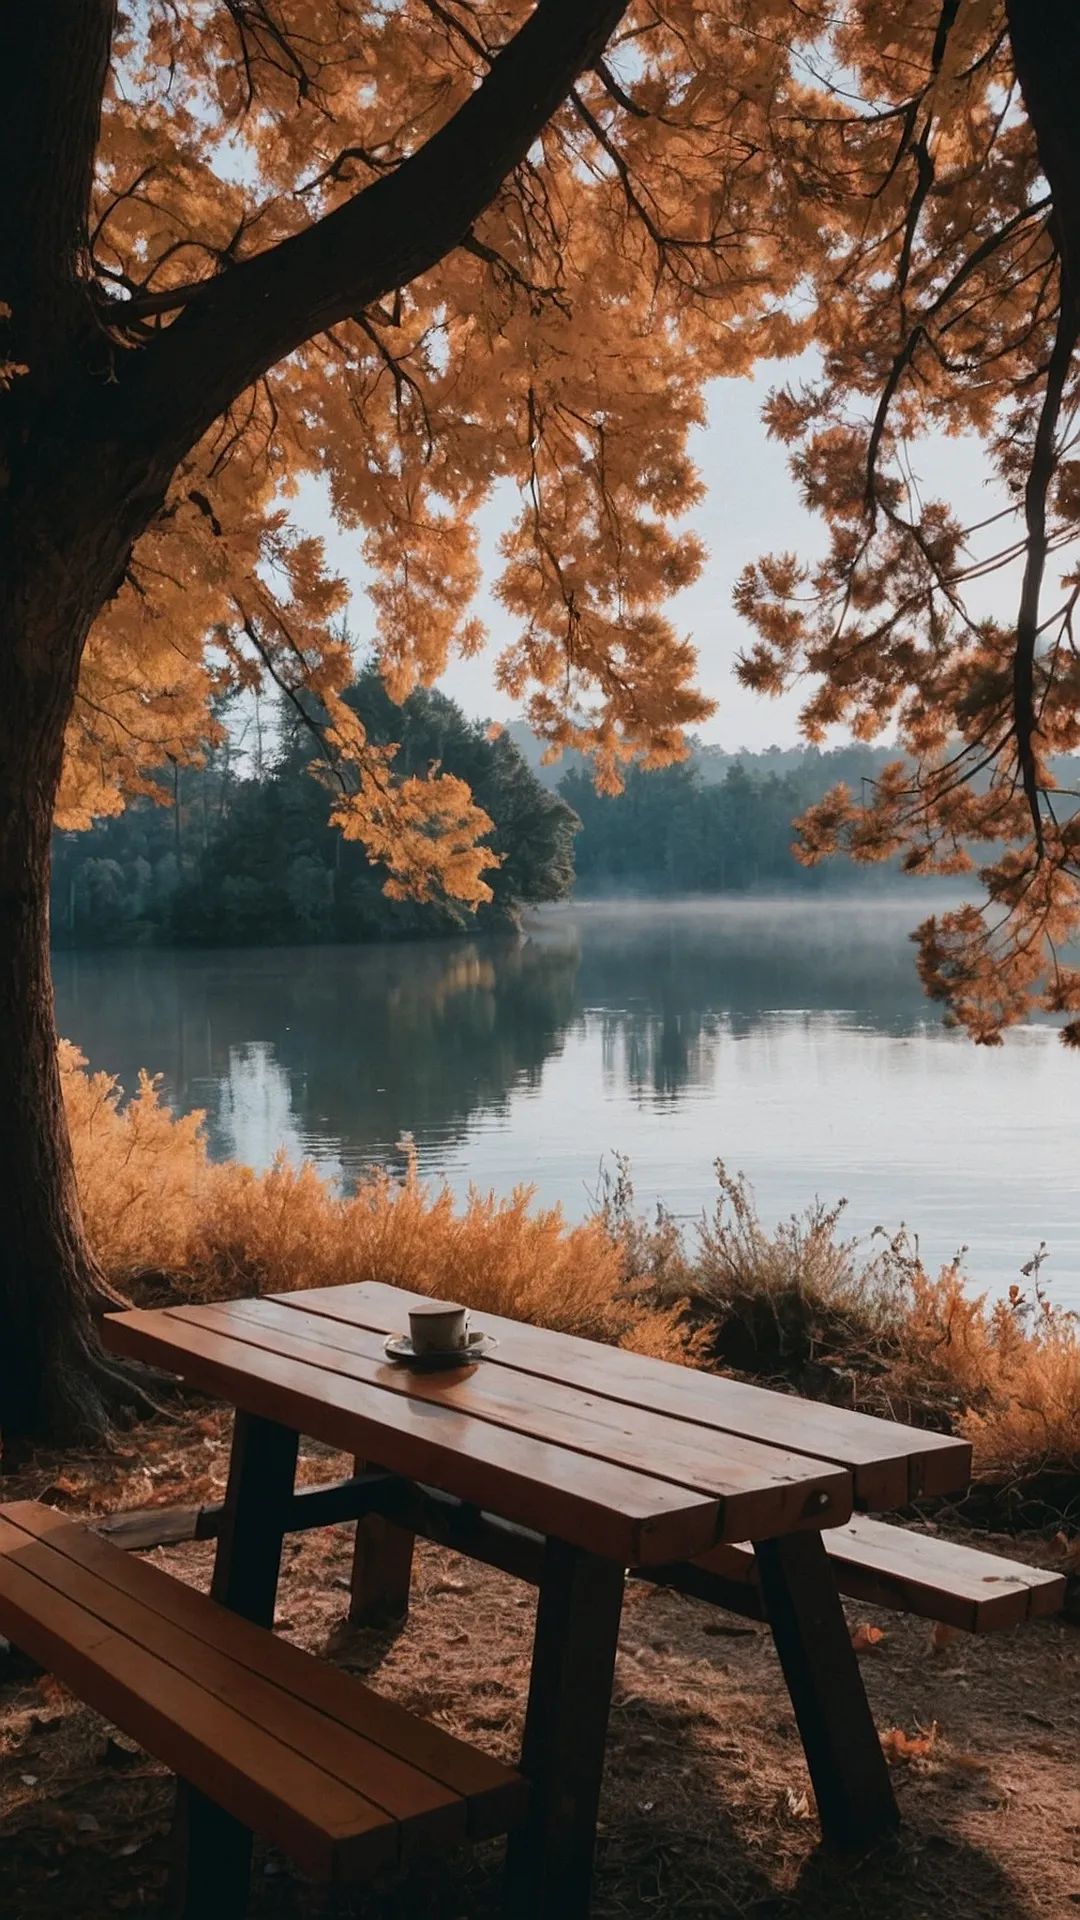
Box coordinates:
[730,1,1080,1042]
[8,1,1078,1041]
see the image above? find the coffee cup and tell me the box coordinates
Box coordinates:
[408,1300,470,1355]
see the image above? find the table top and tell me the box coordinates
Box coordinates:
[104,1281,971,1568]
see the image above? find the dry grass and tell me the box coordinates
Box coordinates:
[61,1042,1080,1518]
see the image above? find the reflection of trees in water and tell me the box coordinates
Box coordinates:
[600,1008,725,1101]
[53,937,580,1177]
[285,939,581,1175]
[557,899,946,1101]
[53,902,950,1171]
[565,901,941,1028]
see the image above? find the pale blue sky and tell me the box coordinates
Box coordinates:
[302,364,1017,752]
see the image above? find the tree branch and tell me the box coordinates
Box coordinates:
[1004,0,1080,848]
[1012,277,1079,853]
[128,0,628,460]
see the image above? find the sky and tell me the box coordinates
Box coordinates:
[301,362,1017,754]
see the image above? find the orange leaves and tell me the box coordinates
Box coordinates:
[316,687,497,906]
[849,1622,886,1652]
[721,5,1080,1042]
[71,0,789,875]
[79,0,871,859]
[332,767,499,908]
[879,1722,938,1764]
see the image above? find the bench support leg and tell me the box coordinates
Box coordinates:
[348,1455,415,1626]
[169,1411,299,1914]
[170,1784,255,1919]
[505,1540,624,1920]
[754,1530,900,1850]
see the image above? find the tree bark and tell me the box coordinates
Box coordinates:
[0,492,163,1445]
[0,648,107,1439]
[1006,1,1080,296]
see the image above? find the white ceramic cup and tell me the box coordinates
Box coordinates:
[408,1300,470,1355]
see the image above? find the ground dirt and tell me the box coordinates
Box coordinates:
[1,1407,1079,1920]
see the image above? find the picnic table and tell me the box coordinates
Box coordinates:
[98,1278,978,1915]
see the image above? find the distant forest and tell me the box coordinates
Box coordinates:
[560,751,894,897]
[51,674,577,948]
[53,691,1022,948]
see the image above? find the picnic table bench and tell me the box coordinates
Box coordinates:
[0,1499,527,1910]
[0,1279,1065,1918]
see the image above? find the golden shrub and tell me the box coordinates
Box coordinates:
[60,1044,645,1347]
[60,1041,209,1279]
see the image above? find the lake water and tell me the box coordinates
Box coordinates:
[52,899,1080,1308]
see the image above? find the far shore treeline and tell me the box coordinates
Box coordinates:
[52,683,1000,949]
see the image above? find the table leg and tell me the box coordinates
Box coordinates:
[504,1539,624,1920]
[171,1411,299,1917]
[348,1454,415,1625]
[753,1530,899,1850]
[210,1411,300,1623]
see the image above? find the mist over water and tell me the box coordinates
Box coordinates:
[53,897,1080,1308]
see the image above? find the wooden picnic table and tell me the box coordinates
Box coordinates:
[104,1281,972,1917]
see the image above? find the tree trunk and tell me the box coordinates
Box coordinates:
[0,549,155,1446]
[1006,1,1080,295]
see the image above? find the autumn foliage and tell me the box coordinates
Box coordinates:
[18,0,1079,1032]
[729,1,1080,1042]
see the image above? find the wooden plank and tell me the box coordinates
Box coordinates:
[0,1521,396,1881]
[505,1541,625,1920]
[753,1531,900,1850]
[266,1280,971,1503]
[95,1472,412,1555]
[0,1509,465,1849]
[103,1309,725,1566]
[97,1506,202,1550]
[162,1299,853,1546]
[688,1517,1067,1633]
[5,1503,527,1836]
[823,1517,1066,1630]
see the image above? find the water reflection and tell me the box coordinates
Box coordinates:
[53,901,943,1160]
[51,899,1080,1302]
[558,899,943,1103]
[53,935,580,1178]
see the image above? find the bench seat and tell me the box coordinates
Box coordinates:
[662,1514,1066,1633]
[0,1501,527,1883]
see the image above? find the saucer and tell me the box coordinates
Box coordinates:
[383,1330,498,1369]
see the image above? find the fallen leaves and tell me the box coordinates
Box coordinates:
[850,1622,886,1652]
[38,1479,83,1507]
[880,1722,938,1763]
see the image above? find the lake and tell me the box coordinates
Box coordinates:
[52,899,1080,1308]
